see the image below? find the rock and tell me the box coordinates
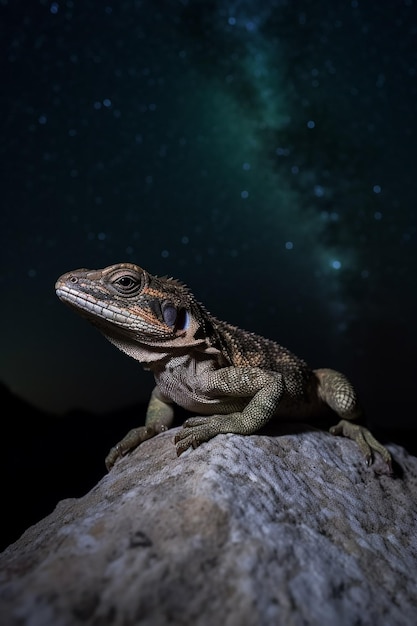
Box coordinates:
[1,426,417,626]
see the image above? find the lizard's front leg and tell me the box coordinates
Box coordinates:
[105,386,174,470]
[174,367,284,456]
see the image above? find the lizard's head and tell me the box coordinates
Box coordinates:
[55,263,210,355]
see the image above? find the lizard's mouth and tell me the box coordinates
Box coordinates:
[56,284,191,344]
[55,285,131,332]
[56,285,109,320]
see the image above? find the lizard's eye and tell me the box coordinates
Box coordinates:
[117,276,135,287]
[113,274,142,295]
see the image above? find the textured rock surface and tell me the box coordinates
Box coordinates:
[1,426,417,626]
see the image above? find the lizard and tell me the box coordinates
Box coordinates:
[55,262,392,472]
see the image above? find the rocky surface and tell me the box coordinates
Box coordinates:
[1,425,417,626]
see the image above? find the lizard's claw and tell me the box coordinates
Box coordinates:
[105,425,155,471]
[174,416,216,456]
[174,414,245,456]
[329,419,393,472]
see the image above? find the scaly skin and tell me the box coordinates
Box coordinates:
[55,263,392,472]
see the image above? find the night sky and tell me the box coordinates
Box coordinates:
[1,0,416,431]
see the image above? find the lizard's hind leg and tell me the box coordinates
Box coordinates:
[314,368,392,470]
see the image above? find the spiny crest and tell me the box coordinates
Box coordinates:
[162,275,190,292]
[151,274,194,303]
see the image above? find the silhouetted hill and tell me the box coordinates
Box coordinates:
[0,382,150,551]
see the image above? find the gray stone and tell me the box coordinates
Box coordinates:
[1,426,417,626]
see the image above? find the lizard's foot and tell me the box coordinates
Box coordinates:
[174,414,240,456]
[329,419,392,472]
[105,425,157,471]
[174,416,217,456]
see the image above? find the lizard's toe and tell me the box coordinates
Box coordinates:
[175,430,201,456]
[105,444,123,471]
[105,425,156,471]
[183,416,208,428]
[174,422,214,456]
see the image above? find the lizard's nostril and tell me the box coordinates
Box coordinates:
[69,276,78,283]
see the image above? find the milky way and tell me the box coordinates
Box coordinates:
[1,1,416,425]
